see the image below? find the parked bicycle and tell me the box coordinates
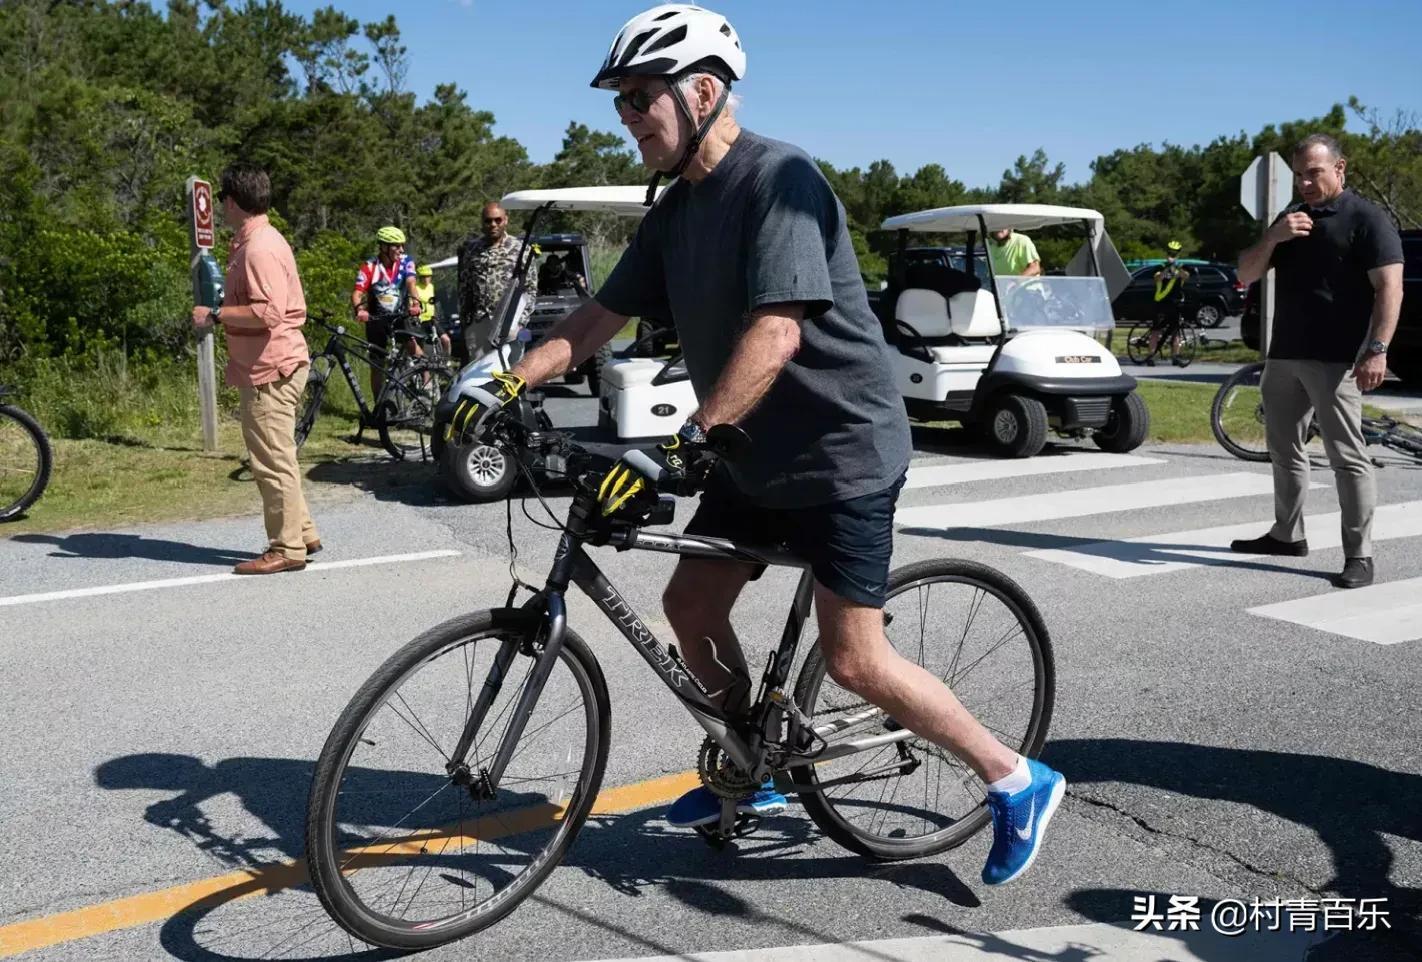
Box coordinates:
[1211,361,1422,463]
[295,316,456,461]
[1125,308,1200,368]
[0,385,52,522]
[304,415,1056,950]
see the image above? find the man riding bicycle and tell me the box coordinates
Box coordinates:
[352,226,423,397]
[1145,240,1192,366]
[447,2,1064,887]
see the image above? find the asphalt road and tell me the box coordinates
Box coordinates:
[1,386,1419,962]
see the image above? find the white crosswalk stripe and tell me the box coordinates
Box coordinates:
[1024,500,1422,579]
[904,451,1164,490]
[1248,576,1422,645]
[896,472,1297,531]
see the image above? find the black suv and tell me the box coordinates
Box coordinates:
[1241,229,1421,385]
[1112,262,1246,328]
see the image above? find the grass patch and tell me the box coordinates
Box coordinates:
[1107,327,1260,365]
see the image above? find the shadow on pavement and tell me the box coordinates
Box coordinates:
[10,532,252,567]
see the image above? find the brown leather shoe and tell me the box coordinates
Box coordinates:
[234,550,307,575]
[305,539,323,556]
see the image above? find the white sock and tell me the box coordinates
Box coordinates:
[988,755,1031,795]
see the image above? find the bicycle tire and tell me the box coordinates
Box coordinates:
[1170,321,1199,367]
[1210,362,1270,462]
[306,609,611,950]
[375,366,442,461]
[0,403,52,522]
[789,559,1054,861]
[1125,322,1153,365]
[294,364,329,450]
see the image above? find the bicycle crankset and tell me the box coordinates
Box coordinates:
[696,737,758,799]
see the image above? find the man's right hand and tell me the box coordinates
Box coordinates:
[1267,212,1313,244]
[445,371,527,445]
[356,308,370,324]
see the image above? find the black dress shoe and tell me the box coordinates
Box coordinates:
[1229,533,1309,556]
[1334,557,1374,589]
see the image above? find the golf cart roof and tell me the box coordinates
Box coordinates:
[501,186,664,218]
[881,204,1104,233]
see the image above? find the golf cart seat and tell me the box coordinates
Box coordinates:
[893,288,1000,361]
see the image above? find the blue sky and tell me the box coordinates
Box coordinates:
[285,0,1419,189]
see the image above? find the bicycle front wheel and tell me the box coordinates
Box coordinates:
[1211,362,1269,462]
[790,559,1054,861]
[1170,321,1200,367]
[306,610,611,950]
[376,366,443,461]
[294,360,330,450]
[0,404,52,522]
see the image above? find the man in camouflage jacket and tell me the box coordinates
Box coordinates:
[457,201,533,356]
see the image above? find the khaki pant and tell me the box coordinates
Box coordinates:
[1262,359,1375,558]
[239,366,318,561]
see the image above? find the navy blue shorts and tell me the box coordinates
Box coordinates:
[683,471,906,608]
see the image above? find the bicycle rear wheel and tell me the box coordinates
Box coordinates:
[790,559,1054,861]
[0,404,52,522]
[306,610,610,950]
[1125,322,1153,364]
[1210,362,1269,462]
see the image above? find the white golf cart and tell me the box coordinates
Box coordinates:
[878,204,1148,457]
[433,186,689,501]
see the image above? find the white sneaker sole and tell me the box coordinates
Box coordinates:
[990,774,1066,886]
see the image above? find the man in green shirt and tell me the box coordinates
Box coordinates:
[987,228,1042,277]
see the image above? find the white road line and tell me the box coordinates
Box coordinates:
[1248,576,1422,645]
[0,550,462,609]
[896,472,1302,531]
[580,923,1322,962]
[903,452,1164,490]
[1026,501,1422,578]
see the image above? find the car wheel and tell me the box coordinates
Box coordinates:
[984,394,1048,458]
[439,438,518,502]
[1093,392,1150,453]
[1195,302,1224,328]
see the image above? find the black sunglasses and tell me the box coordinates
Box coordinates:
[612,85,665,115]
[482,216,506,225]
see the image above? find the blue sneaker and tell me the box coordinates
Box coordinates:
[665,781,788,828]
[981,758,1066,886]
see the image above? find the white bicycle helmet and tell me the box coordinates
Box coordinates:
[590,4,745,90]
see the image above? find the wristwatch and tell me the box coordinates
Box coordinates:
[1365,339,1388,356]
[676,419,708,445]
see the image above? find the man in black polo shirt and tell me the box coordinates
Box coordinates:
[1231,134,1405,588]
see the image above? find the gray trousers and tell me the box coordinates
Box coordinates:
[1262,359,1375,557]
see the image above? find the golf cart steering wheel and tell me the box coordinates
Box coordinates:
[893,320,933,363]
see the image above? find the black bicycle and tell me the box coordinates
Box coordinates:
[295,316,455,461]
[304,416,1056,950]
[1211,361,1422,463]
[1125,307,1200,368]
[0,385,52,522]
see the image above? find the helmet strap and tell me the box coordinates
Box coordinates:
[644,74,731,206]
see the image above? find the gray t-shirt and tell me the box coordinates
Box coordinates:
[596,130,911,509]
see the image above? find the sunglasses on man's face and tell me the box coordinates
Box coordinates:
[483,216,506,225]
[612,85,666,116]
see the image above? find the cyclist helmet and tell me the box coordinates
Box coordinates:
[376,226,407,246]
[1166,240,1183,254]
[416,264,433,277]
[590,4,745,90]
[592,4,746,204]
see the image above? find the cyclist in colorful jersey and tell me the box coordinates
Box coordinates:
[1146,239,1192,366]
[414,263,451,357]
[352,225,422,397]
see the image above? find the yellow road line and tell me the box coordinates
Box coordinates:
[0,771,700,958]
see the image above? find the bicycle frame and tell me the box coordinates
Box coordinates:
[448,491,916,799]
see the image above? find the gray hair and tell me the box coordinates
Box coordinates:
[1293,133,1345,163]
[676,71,742,116]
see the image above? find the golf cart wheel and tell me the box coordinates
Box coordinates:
[440,438,517,502]
[586,343,613,398]
[1093,391,1150,453]
[985,394,1048,459]
[1195,302,1224,328]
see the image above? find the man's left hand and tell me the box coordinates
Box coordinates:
[1353,352,1388,392]
[191,306,214,330]
[596,431,714,518]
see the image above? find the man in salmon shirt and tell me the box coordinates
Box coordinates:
[192,164,321,575]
